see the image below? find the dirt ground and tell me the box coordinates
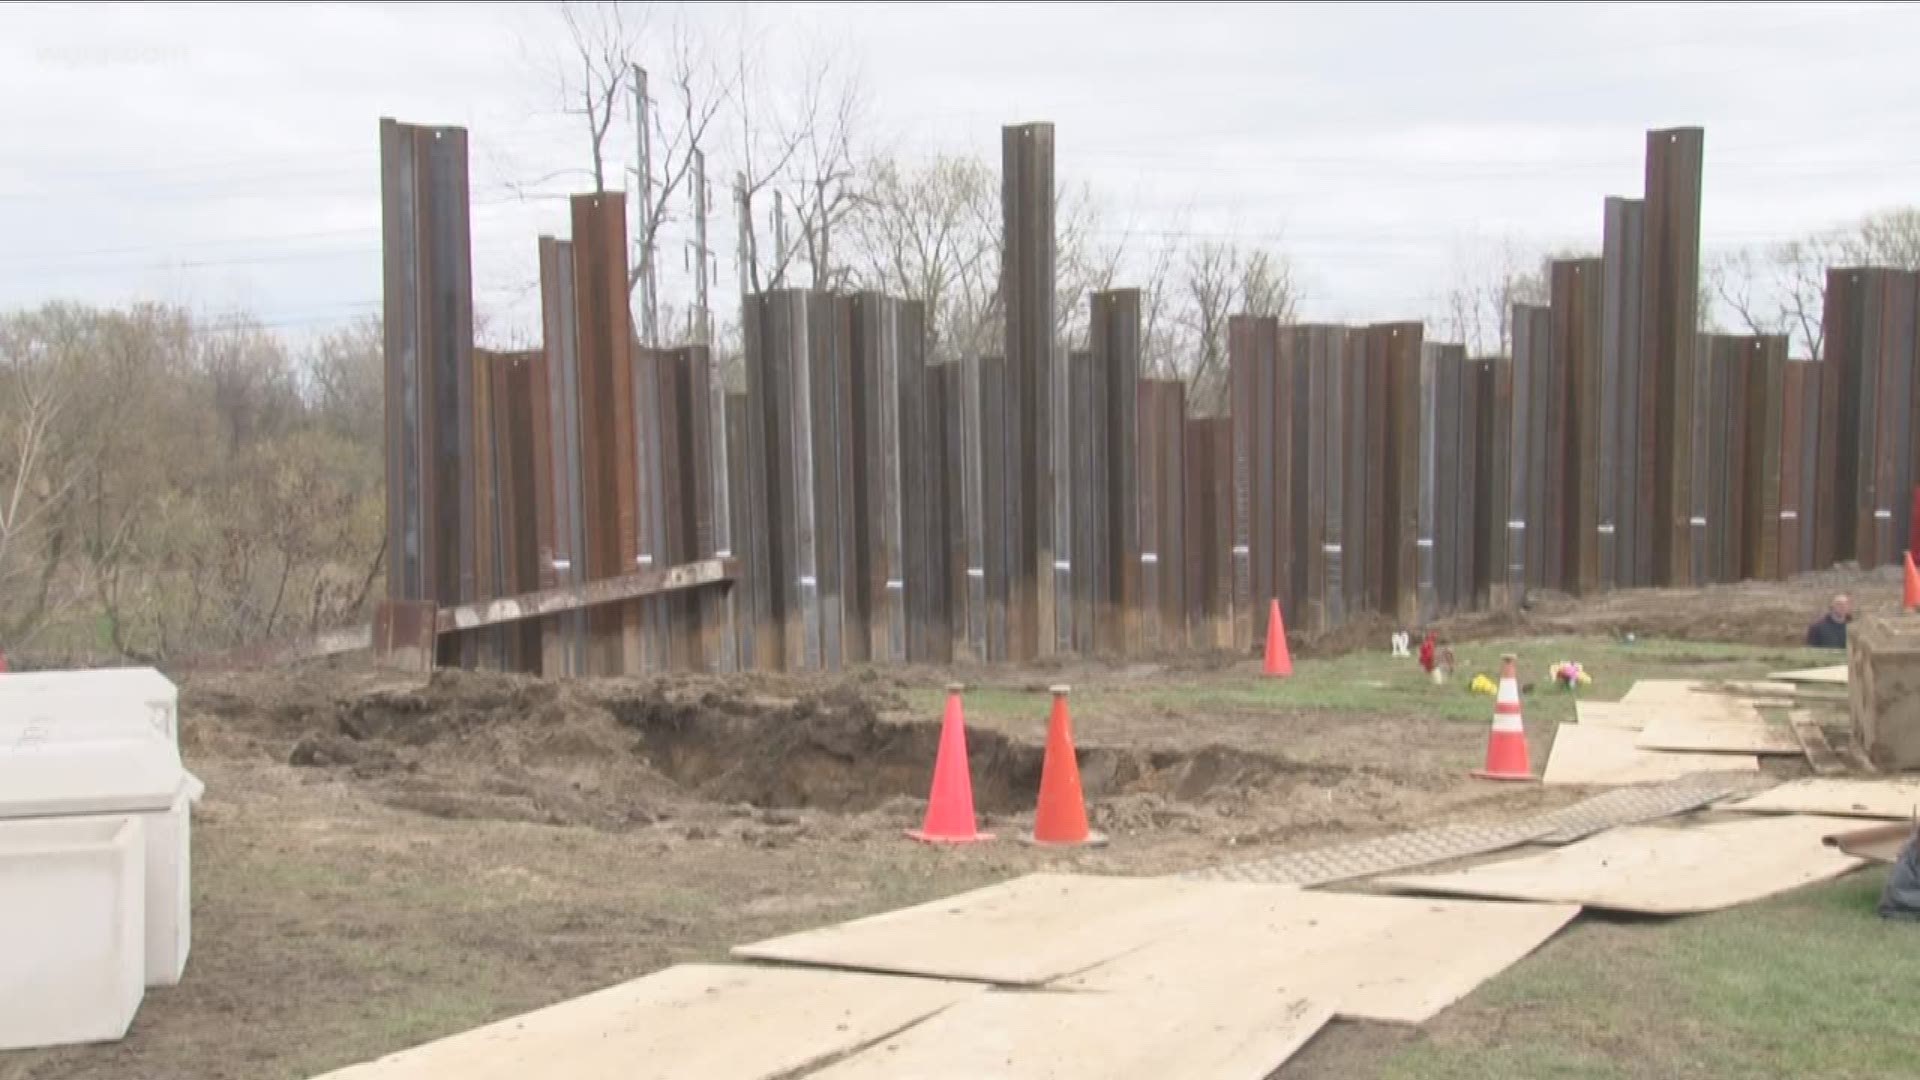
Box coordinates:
[0,568,1886,1080]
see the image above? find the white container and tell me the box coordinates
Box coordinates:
[0,666,178,746]
[0,739,193,986]
[0,815,147,1050]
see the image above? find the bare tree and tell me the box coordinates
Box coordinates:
[633,14,729,301]
[556,0,643,194]
[1711,207,1920,360]
[0,330,80,646]
[542,2,727,302]
[845,154,999,362]
[784,47,869,292]
[1164,241,1302,413]
[1434,238,1567,355]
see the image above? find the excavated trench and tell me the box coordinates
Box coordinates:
[608,684,1317,813]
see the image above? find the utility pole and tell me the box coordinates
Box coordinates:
[633,63,659,347]
[692,147,710,347]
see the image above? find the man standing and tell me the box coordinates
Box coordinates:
[1806,594,1852,650]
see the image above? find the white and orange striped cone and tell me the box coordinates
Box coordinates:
[1472,654,1535,781]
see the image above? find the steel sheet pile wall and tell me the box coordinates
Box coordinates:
[1185,417,1234,649]
[569,192,641,676]
[479,350,546,669]
[380,118,475,665]
[536,237,588,674]
[1778,360,1821,577]
[1002,122,1059,661]
[382,116,1920,682]
[1091,291,1143,655]
[1819,269,1920,570]
[1509,305,1552,597]
[1229,316,1287,650]
[1644,128,1705,587]
[1298,327,1343,632]
[1423,343,1475,617]
[1228,322,1431,632]
[1472,358,1514,610]
[1553,259,1605,596]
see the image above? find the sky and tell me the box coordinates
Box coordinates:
[3,1,1918,347]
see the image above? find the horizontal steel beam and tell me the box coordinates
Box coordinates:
[180,559,735,672]
[437,557,735,633]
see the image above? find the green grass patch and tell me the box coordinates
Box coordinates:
[903,635,1833,732]
[1380,871,1917,1080]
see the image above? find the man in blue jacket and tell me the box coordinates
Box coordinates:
[1806,594,1852,650]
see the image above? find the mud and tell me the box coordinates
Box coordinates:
[221,668,1335,831]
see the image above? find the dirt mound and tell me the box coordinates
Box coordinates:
[182,666,1335,829]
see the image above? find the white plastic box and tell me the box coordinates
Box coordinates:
[0,815,147,1050]
[0,737,193,987]
[0,666,178,745]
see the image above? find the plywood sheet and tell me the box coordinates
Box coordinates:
[1379,814,1869,915]
[732,874,1277,986]
[1622,679,1803,703]
[1575,701,1650,730]
[1728,779,1920,820]
[807,987,1330,1080]
[312,964,978,1080]
[1057,889,1578,1025]
[1542,722,1758,786]
[1636,712,1801,755]
[1769,665,1849,685]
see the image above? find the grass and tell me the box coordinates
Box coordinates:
[1375,870,1917,1080]
[904,635,1841,733]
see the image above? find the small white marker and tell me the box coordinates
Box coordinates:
[1053,560,1071,571]
[551,557,572,571]
[1877,509,1895,520]
[716,548,733,558]
[1690,517,1707,527]
[886,579,905,591]
[1598,523,1616,535]
[1322,544,1342,554]
[967,567,986,579]
[1508,521,1527,530]
[639,554,655,566]
[1231,545,1251,556]
[1781,510,1799,520]
[1141,552,1160,564]
[1416,538,1435,548]
[800,575,818,587]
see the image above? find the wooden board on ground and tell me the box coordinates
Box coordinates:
[1055,889,1578,1025]
[1789,711,1849,776]
[732,873,1279,986]
[1636,711,1801,755]
[1769,664,1849,685]
[1543,722,1759,785]
[1576,701,1651,730]
[1622,679,1809,703]
[806,987,1330,1080]
[312,964,978,1080]
[1728,778,1920,819]
[1378,814,1870,915]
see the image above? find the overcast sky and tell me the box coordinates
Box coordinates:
[3,1,1917,346]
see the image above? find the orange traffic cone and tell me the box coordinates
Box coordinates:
[1028,687,1107,847]
[1263,599,1293,677]
[908,684,994,844]
[1472,655,1534,782]
[1904,552,1919,613]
